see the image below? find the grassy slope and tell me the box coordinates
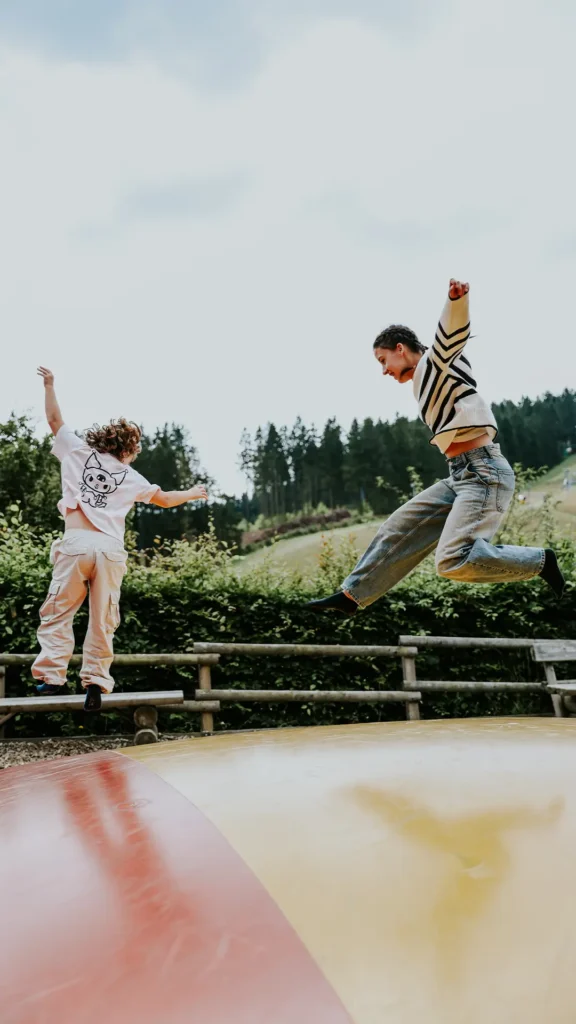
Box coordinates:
[526,454,576,499]
[523,455,576,536]
[234,520,380,575]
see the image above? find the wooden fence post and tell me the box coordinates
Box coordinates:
[543,663,565,718]
[401,654,421,721]
[198,663,214,734]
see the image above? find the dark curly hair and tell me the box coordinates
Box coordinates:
[373,324,427,354]
[84,418,142,461]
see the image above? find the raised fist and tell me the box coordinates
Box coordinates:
[449,279,469,299]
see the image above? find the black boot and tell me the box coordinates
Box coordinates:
[84,684,103,713]
[539,549,565,598]
[307,591,358,616]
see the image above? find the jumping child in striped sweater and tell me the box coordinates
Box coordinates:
[309,279,565,614]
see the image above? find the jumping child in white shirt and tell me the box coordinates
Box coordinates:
[33,367,207,711]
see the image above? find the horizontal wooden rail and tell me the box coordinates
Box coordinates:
[195,688,421,704]
[399,635,536,650]
[0,653,219,667]
[0,690,184,714]
[163,700,221,712]
[193,643,418,658]
[415,681,544,692]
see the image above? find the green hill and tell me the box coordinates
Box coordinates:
[234,520,380,576]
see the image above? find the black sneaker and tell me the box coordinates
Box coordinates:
[306,591,358,616]
[539,549,565,599]
[83,684,103,713]
[36,683,67,696]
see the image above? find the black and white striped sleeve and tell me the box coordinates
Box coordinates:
[432,292,471,365]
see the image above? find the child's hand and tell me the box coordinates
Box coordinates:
[37,366,55,387]
[189,485,208,502]
[449,279,469,299]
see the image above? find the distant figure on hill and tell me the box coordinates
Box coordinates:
[308,279,565,616]
[33,368,207,711]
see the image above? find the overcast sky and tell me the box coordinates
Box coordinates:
[1,0,575,495]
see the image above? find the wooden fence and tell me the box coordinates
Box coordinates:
[398,635,576,717]
[3,636,575,744]
[192,642,422,725]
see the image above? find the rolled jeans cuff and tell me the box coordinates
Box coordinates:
[341,585,364,609]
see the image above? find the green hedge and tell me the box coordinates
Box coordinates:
[1,501,575,738]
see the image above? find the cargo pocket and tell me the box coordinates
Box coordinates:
[40,580,61,621]
[106,596,121,635]
[104,550,128,573]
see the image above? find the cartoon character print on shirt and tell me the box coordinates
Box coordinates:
[80,452,127,508]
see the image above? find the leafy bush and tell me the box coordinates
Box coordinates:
[1,485,575,738]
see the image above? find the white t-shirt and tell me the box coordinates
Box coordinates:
[53,424,160,543]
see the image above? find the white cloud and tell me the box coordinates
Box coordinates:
[0,1,575,494]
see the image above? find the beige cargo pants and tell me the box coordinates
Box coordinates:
[32,530,128,693]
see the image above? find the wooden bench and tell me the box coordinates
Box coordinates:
[0,691,185,714]
[532,641,576,718]
[193,642,422,720]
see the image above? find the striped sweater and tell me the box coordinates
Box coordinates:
[412,292,497,454]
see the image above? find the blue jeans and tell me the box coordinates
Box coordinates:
[342,444,545,608]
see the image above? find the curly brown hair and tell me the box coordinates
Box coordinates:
[84,419,142,461]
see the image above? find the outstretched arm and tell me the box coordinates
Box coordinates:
[432,279,471,365]
[37,366,64,436]
[150,484,208,508]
